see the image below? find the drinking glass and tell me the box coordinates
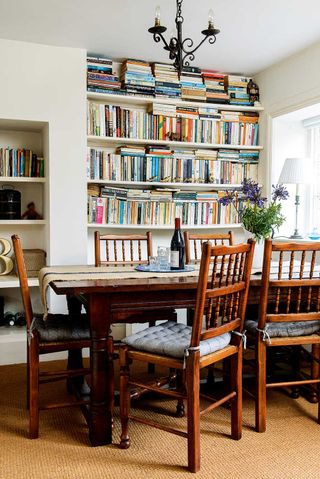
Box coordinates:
[157,246,170,271]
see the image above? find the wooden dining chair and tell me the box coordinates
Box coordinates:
[94,231,152,267]
[184,230,234,265]
[119,239,255,472]
[12,234,91,439]
[184,231,235,331]
[94,231,176,374]
[245,239,320,433]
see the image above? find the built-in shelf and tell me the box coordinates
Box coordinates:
[0,275,39,288]
[87,135,263,150]
[0,326,26,344]
[0,177,45,183]
[87,91,264,112]
[88,223,242,230]
[0,220,46,225]
[87,180,242,190]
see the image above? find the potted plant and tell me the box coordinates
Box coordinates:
[219,179,289,267]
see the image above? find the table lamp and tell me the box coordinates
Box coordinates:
[278,157,312,239]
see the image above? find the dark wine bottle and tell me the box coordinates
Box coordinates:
[3,311,16,327]
[170,217,185,270]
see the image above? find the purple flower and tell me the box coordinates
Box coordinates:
[272,184,289,202]
[241,179,267,206]
[219,190,237,206]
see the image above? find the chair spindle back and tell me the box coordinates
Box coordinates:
[258,239,320,329]
[191,239,255,347]
[184,231,234,265]
[95,231,153,266]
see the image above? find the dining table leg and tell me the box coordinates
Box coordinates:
[89,293,114,446]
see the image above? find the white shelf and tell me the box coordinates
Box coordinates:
[87,180,241,190]
[0,220,46,225]
[87,135,263,150]
[87,92,264,112]
[0,326,26,344]
[0,275,38,288]
[0,177,45,183]
[88,223,242,230]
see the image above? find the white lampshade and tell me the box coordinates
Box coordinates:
[278,157,312,184]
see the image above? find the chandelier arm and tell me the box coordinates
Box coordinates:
[152,32,171,51]
[181,34,215,57]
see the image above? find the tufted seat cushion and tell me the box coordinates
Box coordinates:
[32,314,91,342]
[245,319,320,338]
[122,321,231,359]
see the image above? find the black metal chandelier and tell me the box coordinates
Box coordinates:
[148,0,220,74]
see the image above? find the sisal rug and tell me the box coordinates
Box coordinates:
[0,360,319,479]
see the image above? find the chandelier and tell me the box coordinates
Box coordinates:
[148,0,220,74]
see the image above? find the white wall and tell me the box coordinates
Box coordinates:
[0,39,87,363]
[0,39,87,266]
[255,40,320,192]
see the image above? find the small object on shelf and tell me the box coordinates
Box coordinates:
[170,217,185,270]
[3,311,16,327]
[247,79,260,104]
[308,228,320,240]
[0,186,21,219]
[14,311,26,326]
[0,238,14,275]
[21,201,42,220]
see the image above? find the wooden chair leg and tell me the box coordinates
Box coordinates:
[119,346,130,449]
[312,344,320,422]
[26,345,30,410]
[29,344,39,439]
[311,344,320,405]
[186,351,200,473]
[175,369,185,418]
[256,336,267,433]
[230,347,242,440]
[290,346,301,399]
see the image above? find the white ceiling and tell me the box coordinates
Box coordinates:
[1,0,320,75]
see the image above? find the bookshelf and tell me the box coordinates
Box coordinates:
[87,92,263,230]
[0,118,48,363]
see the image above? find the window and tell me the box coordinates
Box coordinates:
[304,117,320,234]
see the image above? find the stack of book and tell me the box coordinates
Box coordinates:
[226,75,252,106]
[153,63,181,99]
[148,103,177,117]
[180,67,206,102]
[87,56,121,94]
[120,59,155,97]
[198,107,222,121]
[201,70,229,103]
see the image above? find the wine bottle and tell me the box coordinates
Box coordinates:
[3,311,16,327]
[170,217,185,270]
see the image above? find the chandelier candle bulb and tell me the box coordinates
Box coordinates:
[208,8,214,27]
[155,6,161,26]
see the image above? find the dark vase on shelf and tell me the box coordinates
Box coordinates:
[170,217,185,270]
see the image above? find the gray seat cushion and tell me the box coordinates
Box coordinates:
[32,314,91,342]
[122,321,231,359]
[245,319,320,338]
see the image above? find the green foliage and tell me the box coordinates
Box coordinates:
[241,201,286,241]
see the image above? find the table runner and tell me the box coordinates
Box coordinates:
[39,265,200,318]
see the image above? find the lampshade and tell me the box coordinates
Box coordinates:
[278,157,312,184]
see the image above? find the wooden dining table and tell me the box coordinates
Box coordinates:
[48,269,261,446]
